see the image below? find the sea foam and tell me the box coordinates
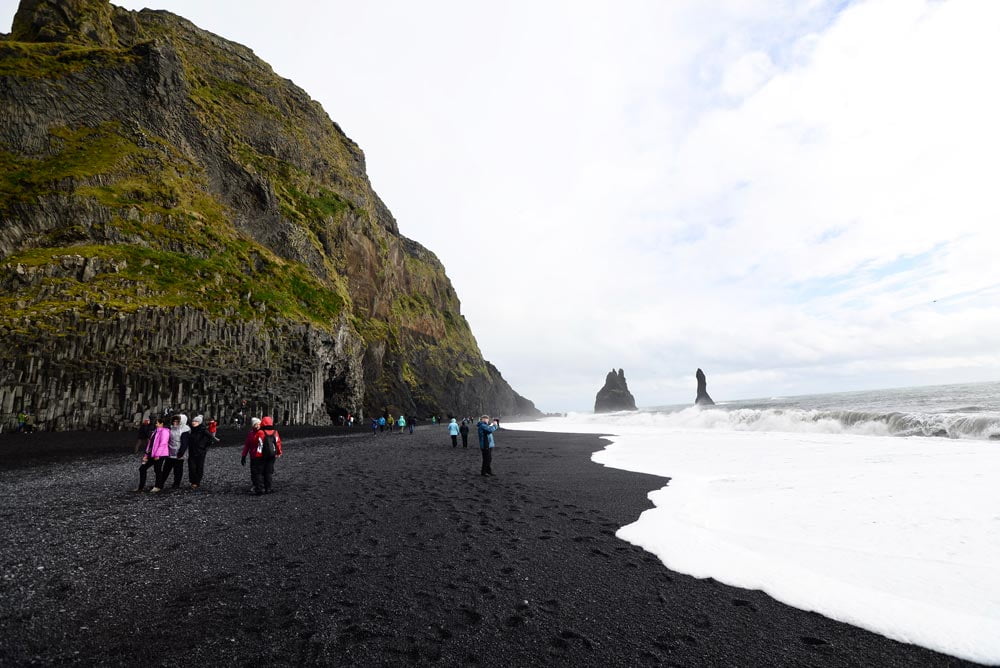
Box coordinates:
[506,416,1000,664]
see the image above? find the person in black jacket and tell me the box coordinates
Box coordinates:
[459,419,470,448]
[134,417,155,454]
[187,415,213,489]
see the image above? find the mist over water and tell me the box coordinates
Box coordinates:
[613,381,1000,440]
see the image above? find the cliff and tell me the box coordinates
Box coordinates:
[594,368,637,413]
[0,0,538,429]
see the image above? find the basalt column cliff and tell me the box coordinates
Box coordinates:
[0,0,538,429]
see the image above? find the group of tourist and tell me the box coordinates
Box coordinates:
[13,412,36,433]
[371,414,416,434]
[135,414,282,496]
[441,416,501,476]
[133,409,502,493]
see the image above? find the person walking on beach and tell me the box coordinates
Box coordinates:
[477,415,499,476]
[137,416,170,492]
[164,414,191,489]
[207,418,220,443]
[134,417,154,454]
[397,415,406,432]
[407,416,415,434]
[371,417,378,435]
[187,415,213,489]
[378,416,386,433]
[459,419,470,448]
[448,418,460,448]
[15,411,26,433]
[241,416,282,495]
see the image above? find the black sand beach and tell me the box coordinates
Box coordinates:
[0,427,970,666]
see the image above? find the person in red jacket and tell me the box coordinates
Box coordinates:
[240,415,282,495]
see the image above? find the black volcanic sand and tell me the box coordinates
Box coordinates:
[0,428,971,667]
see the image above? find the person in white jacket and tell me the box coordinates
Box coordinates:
[164,414,191,489]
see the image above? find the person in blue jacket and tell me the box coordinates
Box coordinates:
[448,418,460,447]
[477,415,499,476]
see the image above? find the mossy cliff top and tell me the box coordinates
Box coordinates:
[0,0,538,426]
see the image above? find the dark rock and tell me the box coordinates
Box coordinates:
[695,368,715,406]
[0,0,540,430]
[595,368,637,413]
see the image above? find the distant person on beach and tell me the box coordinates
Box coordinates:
[378,416,386,432]
[134,418,154,454]
[371,418,378,435]
[187,415,213,489]
[164,414,191,489]
[137,416,170,492]
[397,415,406,432]
[23,414,35,433]
[16,412,27,433]
[241,416,282,495]
[448,418,460,448]
[207,418,219,443]
[459,419,470,448]
[407,416,415,434]
[477,415,499,476]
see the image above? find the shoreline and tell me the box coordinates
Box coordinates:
[0,427,969,666]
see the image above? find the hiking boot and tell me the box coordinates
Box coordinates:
[150,487,161,493]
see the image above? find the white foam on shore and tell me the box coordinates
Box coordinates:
[505,416,1000,665]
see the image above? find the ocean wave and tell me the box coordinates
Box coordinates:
[572,407,1000,440]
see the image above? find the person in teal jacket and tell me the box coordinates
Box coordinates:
[476,416,499,476]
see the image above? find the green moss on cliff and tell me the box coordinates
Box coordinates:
[0,122,143,208]
[0,119,351,332]
[1,242,344,329]
[0,41,137,77]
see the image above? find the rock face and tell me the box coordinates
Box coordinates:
[0,0,539,430]
[695,368,715,406]
[594,369,637,413]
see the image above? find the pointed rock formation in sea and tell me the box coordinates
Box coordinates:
[695,368,715,406]
[594,368,637,413]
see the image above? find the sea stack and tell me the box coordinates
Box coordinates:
[695,368,715,406]
[594,369,637,413]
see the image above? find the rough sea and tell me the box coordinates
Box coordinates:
[646,380,1000,440]
[507,380,1000,664]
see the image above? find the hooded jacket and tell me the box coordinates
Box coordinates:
[188,421,213,457]
[477,420,498,449]
[241,416,283,459]
[168,415,191,458]
[448,419,460,436]
[146,425,171,458]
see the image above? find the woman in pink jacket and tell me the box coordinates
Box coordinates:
[135,416,170,492]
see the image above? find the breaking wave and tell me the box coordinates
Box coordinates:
[569,406,1000,440]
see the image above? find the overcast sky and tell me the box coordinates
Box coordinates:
[4,0,999,411]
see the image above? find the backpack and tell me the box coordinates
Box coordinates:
[258,430,278,457]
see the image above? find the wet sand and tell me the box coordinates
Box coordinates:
[0,427,970,666]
